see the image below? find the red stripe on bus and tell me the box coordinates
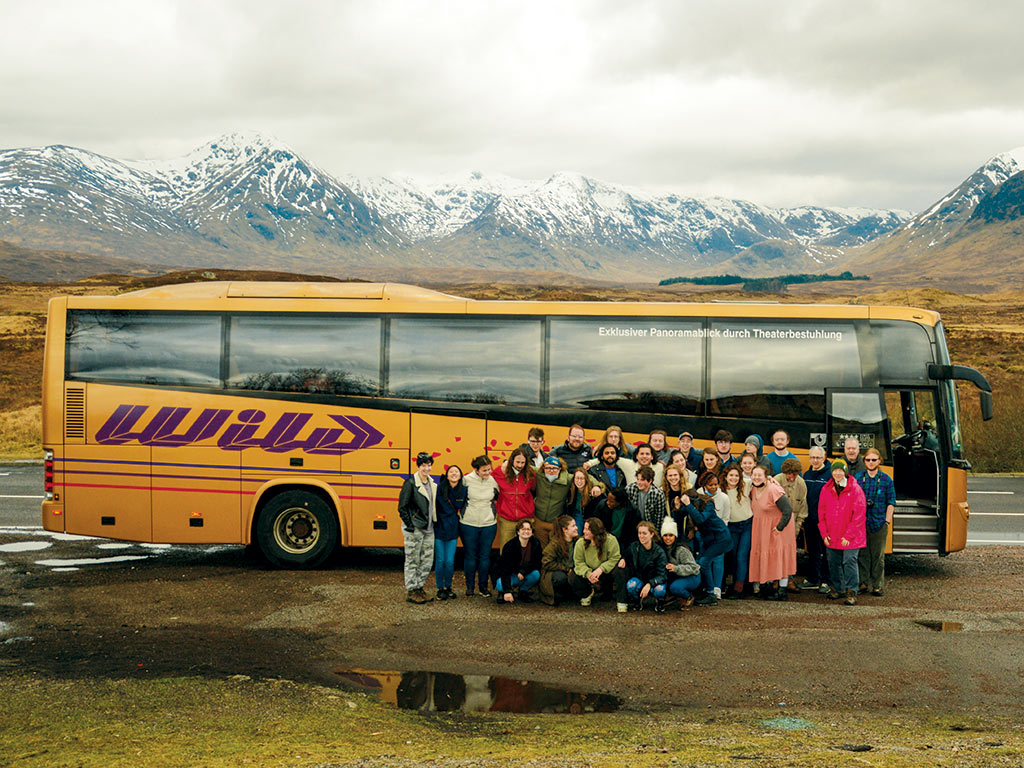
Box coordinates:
[56,482,397,503]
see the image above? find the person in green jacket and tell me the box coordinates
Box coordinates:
[569,517,626,609]
[533,456,571,548]
[540,515,579,605]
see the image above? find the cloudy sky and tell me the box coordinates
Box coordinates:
[2,0,1023,211]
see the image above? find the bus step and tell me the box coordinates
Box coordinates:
[892,530,941,550]
[892,513,939,532]
[895,498,937,510]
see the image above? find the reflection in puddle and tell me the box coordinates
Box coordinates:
[916,620,964,632]
[335,668,622,713]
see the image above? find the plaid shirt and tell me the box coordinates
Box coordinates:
[854,469,896,533]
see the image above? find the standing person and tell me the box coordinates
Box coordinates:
[595,487,641,551]
[551,424,593,472]
[714,430,739,470]
[677,431,703,474]
[802,446,833,592]
[648,429,672,464]
[660,518,702,606]
[540,515,579,606]
[493,447,537,548]
[668,449,698,488]
[843,437,867,475]
[565,467,604,534]
[520,427,548,470]
[818,462,867,606]
[626,465,668,533]
[721,466,752,600]
[618,521,670,612]
[775,457,807,594]
[533,456,570,548]
[742,435,771,471]
[679,488,733,605]
[739,453,758,483]
[398,452,438,604]
[600,425,634,459]
[621,443,665,486]
[767,429,799,476]
[697,471,731,526]
[461,455,499,598]
[855,448,895,596]
[570,518,625,608]
[661,464,690,527]
[700,448,724,479]
[494,519,542,604]
[748,465,797,601]
[434,464,467,601]
[587,443,627,492]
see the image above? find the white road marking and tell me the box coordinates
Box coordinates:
[970,512,1024,517]
[967,491,1015,495]
[0,495,44,499]
[967,539,1024,545]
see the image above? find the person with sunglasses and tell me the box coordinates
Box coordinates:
[854,448,895,597]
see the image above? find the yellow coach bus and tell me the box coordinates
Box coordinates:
[41,281,992,567]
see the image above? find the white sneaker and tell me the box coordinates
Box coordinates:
[617,602,628,613]
[713,587,722,599]
[580,589,594,607]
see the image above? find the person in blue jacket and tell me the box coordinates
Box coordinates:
[676,489,733,606]
[802,445,833,591]
[434,464,468,600]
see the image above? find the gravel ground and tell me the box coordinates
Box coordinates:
[1,533,1023,717]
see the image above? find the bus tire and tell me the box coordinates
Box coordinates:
[255,489,339,569]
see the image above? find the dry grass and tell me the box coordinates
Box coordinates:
[0,404,41,459]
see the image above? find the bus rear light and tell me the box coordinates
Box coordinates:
[44,449,55,496]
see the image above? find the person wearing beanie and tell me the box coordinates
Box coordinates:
[818,460,867,606]
[532,455,570,548]
[661,517,701,606]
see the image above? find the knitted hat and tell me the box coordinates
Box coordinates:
[543,456,561,469]
[831,460,848,475]
[661,518,679,537]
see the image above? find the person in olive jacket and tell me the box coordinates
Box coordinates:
[533,456,571,548]
[618,520,670,613]
[398,451,438,604]
[540,515,579,605]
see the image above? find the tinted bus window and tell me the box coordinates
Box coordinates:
[549,318,702,413]
[67,310,221,387]
[709,320,860,419]
[872,320,933,382]
[228,314,380,395]
[388,317,542,404]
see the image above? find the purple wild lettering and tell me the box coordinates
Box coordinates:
[259,413,314,453]
[95,404,150,444]
[217,409,267,451]
[145,408,233,447]
[304,415,385,455]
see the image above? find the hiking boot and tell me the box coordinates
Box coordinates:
[407,590,420,603]
[580,589,594,607]
[826,589,841,600]
[436,589,448,601]
[445,588,456,600]
[478,588,492,598]
[844,591,857,606]
[871,588,883,597]
[724,589,742,600]
[654,600,666,614]
[766,588,788,602]
[680,595,695,607]
[415,588,434,603]
[694,593,718,606]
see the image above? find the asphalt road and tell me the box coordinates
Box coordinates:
[2,463,1022,542]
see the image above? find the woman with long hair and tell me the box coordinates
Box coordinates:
[696,470,730,598]
[494,519,543,604]
[540,515,579,605]
[619,520,669,613]
[565,467,604,533]
[660,517,701,606]
[461,455,499,598]
[493,446,537,548]
[678,486,733,606]
[661,464,690,530]
[722,465,753,600]
[434,464,467,600]
[748,464,797,601]
[600,425,634,459]
[569,517,626,608]
[700,448,723,479]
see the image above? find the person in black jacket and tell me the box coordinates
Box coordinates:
[398,451,438,604]
[494,519,543,604]
[434,464,467,601]
[617,520,669,613]
[595,487,640,551]
[588,443,627,492]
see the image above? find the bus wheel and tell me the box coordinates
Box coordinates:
[256,490,339,569]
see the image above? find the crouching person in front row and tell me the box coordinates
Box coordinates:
[494,519,542,605]
[569,517,626,608]
[540,515,579,605]
[661,518,702,606]
[618,520,669,613]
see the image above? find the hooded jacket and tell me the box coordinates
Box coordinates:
[818,475,867,550]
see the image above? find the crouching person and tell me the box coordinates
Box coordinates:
[540,515,579,605]
[494,519,542,604]
[661,518,701,606]
[569,517,625,608]
[619,520,669,613]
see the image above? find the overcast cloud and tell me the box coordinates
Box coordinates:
[1,0,1023,210]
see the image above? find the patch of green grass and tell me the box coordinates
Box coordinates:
[1,675,1021,767]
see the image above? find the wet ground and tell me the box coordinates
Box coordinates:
[1,526,1023,717]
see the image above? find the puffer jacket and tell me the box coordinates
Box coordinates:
[493,468,536,523]
[818,476,867,550]
[623,540,668,587]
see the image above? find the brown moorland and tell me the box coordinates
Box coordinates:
[1,270,1021,469]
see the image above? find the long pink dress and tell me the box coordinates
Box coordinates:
[748,482,797,583]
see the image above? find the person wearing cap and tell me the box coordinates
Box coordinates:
[677,431,703,474]
[532,456,570,548]
[742,435,771,471]
[818,460,867,606]
[661,517,701,606]
[398,451,438,604]
[854,448,895,597]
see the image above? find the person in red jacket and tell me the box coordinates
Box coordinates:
[817,461,867,606]
[494,447,537,547]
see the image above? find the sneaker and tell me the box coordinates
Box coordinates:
[844,591,857,606]
[724,589,742,600]
[713,587,722,599]
[801,581,821,591]
[817,583,831,594]
[436,589,448,601]
[580,589,594,607]
[694,594,718,606]
[871,588,884,597]
[766,589,788,602]
[616,602,628,613]
[654,600,666,614]
[446,588,457,600]
[826,589,841,600]
[465,588,475,597]
[478,588,492,598]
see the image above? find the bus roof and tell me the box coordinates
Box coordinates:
[69,281,941,325]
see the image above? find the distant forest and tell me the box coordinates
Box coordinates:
[659,271,870,292]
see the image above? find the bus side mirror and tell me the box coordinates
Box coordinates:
[980,391,994,421]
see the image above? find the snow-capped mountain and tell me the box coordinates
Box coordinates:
[0,132,914,279]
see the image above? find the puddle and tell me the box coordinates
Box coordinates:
[916,620,964,632]
[762,716,816,730]
[334,668,622,713]
[0,541,53,553]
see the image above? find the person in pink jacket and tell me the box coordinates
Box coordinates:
[493,447,537,548]
[817,461,866,606]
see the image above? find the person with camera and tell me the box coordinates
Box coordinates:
[854,448,895,596]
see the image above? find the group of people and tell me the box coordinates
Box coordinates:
[397,424,895,611]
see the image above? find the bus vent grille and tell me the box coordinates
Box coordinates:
[65,388,86,439]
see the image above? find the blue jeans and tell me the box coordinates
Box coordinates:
[728,517,752,585]
[700,553,725,593]
[459,522,496,592]
[827,548,860,594]
[626,576,667,601]
[495,570,540,594]
[667,573,701,598]
[434,537,457,590]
